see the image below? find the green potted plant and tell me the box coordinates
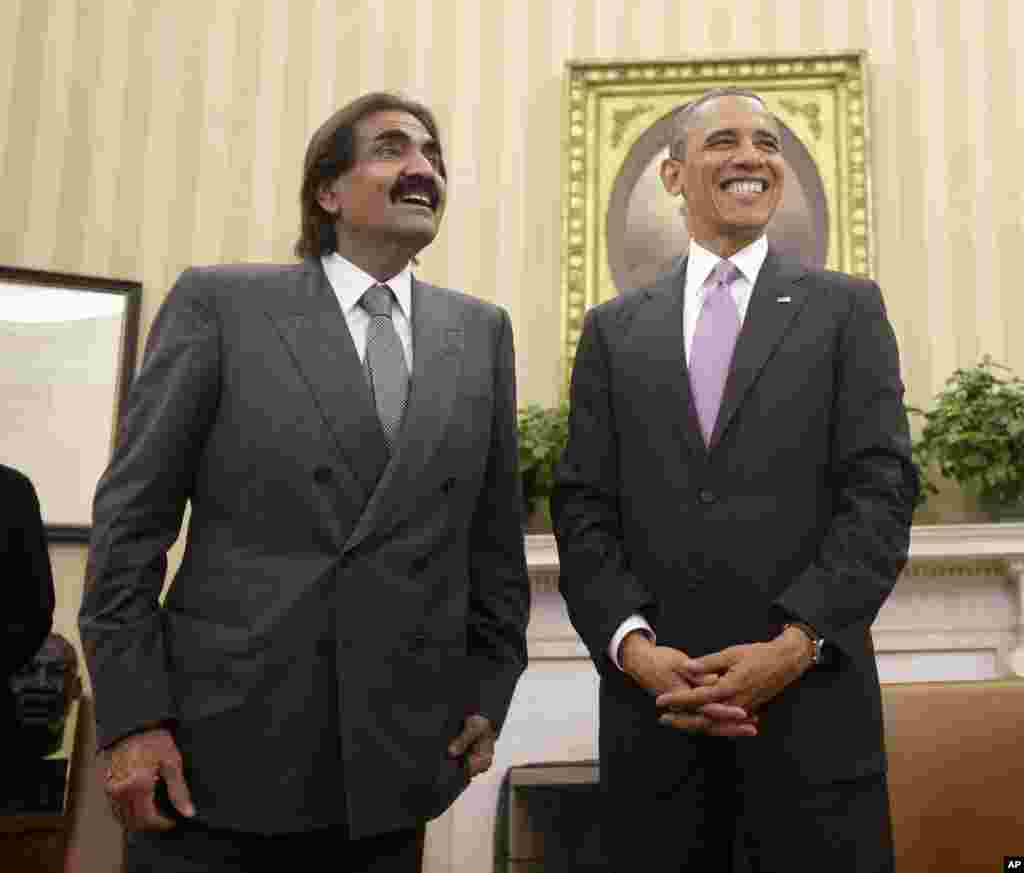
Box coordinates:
[909,356,1024,521]
[517,403,570,532]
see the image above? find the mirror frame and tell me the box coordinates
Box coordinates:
[0,265,141,543]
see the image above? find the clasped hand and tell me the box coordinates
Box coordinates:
[622,629,811,736]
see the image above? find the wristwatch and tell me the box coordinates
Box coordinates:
[784,621,826,666]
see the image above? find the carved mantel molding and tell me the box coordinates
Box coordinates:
[525,524,1024,675]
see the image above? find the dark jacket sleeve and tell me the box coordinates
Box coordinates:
[2,467,55,677]
[466,307,531,733]
[79,269,221,749]
[774,281,919,655]
[550,307,657,672]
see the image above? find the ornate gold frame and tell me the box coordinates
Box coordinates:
[561,51,874,385]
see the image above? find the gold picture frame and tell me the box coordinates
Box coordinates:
[561,51,874,385]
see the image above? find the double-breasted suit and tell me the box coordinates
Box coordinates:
[552,248,918,861]
[80,258,530,838]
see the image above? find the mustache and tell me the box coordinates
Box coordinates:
[390,175,441,209]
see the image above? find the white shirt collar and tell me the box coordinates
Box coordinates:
[682,236,769,357]
[320,252,413,321]
[687,235,769,289]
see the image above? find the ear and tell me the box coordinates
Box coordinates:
[660,157,685,198]
[316,181,342,216]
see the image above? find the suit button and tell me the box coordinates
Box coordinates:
[313,466,332,484]
[411,556,429,574]
[698,489,715,504]
[410,633,427,652]
[442,477,456,494]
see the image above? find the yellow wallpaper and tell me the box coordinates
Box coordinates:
[3,0,1022,408]
[2,0,1022,643]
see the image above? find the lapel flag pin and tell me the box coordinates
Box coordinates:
[776,296,792,303]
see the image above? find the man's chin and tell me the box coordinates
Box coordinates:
[721,219,771,241]
[386,220,441,249]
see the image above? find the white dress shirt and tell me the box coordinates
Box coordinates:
[609,235,770,670]
[321,252,414,369]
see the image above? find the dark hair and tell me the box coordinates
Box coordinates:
[668,87,770,161]
[294,92,445,259]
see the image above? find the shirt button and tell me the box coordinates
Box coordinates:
[313,466,332,484]
[698,489,715,504]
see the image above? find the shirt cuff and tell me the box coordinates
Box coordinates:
[609,615,655,671]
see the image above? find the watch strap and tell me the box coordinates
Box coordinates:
[784,621,825,665]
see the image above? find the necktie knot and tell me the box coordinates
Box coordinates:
[707,260,739,293]
[361,284,394,318]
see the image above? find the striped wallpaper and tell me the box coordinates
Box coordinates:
[2,0,1022,412]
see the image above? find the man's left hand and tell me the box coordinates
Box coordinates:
[654,627,812,725]
[448,714,496,778]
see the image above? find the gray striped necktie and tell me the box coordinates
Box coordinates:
[360,283,409,451]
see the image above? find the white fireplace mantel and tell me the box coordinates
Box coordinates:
[523,523,1024,677]
[526,521,1024,575]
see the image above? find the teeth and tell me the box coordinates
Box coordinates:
[402,195,432,206]
[724,180,765,195]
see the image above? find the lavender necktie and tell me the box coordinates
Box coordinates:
[689,261,741,446]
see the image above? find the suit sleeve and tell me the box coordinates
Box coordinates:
[466,307,531,733]
[79,269,221,749]
[551,307,657,672]
[3,472,55,677]
[774,281,919,655]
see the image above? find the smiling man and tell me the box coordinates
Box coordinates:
[80,92,530,873]
[552,88,918,872]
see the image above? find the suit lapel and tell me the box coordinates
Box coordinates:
[265,259,387,503]
[636,262,706,459]
[710,249,808,448]
[343,277,463,553]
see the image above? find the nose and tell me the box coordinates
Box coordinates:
[731,137,764,167]
[404,148,437,177]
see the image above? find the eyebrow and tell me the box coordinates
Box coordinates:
[704,127,780,142]
[368,129,440,150]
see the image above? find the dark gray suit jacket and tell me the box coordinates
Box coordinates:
[553,250,918,791]
[80,258,530,837]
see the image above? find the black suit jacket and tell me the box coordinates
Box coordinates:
[1,464,55,744]
[552,250,918,785]
[1,464,55,676]
[80,259,530,837]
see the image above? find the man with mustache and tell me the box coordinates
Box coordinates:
[553,88,917,871]
[81,92,530,873]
